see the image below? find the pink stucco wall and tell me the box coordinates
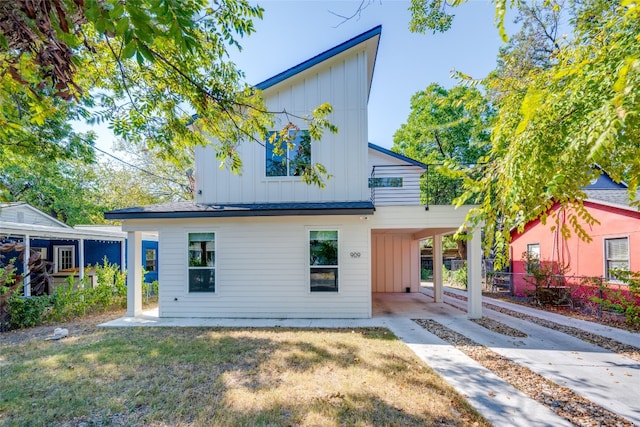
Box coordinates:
[510,201,640,297]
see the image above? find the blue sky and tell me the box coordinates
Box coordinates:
[90,0,505,154]
[232,1,504,149]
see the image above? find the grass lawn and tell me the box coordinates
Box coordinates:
[0,326,487,426]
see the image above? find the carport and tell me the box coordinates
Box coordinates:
[369,205,483,318]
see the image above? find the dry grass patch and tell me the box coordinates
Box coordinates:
[0,326,487,426]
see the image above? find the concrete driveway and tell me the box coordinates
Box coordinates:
[378,288,640,426]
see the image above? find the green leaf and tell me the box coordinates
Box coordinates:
[115,17,130,36]
[109,3,124,19]
[122,40,136,59]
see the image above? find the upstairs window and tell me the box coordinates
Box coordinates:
[266,130,311,177]
[368,177,403,188]
[309,230,338,292]
[605,237,629,280]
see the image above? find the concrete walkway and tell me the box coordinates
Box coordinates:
[100,291,640,426]
[425,286,640,425]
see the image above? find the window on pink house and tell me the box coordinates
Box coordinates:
[604,237,629,280]
[526,243,540,274]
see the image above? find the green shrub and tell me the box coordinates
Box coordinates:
[443,264,467,288]
[143,279,159,302]
[591,270,640,325]
[7,295,52,329]
[48,260,128,322]
[49,276,85,321]
[420,268,432,281]
[95,257,127,298]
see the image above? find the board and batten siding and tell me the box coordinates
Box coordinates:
[152,216,371,318]
[368,149,424,206]
[371,232,420,292]
[194,50,369,205]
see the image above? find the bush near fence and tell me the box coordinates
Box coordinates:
[493,270,640,325]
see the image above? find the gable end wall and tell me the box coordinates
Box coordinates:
[195,50,369,204]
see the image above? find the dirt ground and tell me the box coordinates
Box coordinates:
[0,309,126,346]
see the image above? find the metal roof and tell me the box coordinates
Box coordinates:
[255,25,381,97]
[368,143,428,169]
[105,201,375,220]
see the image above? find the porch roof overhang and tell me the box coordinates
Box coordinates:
[105,201,375,220]
[0,221,126,241]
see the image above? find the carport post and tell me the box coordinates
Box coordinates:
[433,234,443,302]
[467,226,482,319]
[126,231,143,317]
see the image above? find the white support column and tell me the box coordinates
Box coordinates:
[23,235,31,297]
[467,226,483,319]
[78,239,85,284]
[433,234,443,303]
[126,231,143,317]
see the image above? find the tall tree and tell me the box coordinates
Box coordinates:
[392,83,493,204]
[0,0,336,186]
[0,158,103,225]
[410,0,640,266]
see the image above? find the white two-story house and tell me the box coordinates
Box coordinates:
[106,26,483,319]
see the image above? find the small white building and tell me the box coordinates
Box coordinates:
[106,26,483,319]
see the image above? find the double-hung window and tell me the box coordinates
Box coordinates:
[188,232,215,293]
[309,230,338,292]
[604,237,629,280]
[266,130,311,177]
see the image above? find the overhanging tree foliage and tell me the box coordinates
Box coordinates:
[0,0,336,190]
[392,83,493,204]
[410,0,640,266]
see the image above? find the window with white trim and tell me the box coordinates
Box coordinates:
[266,130,311,177]
[54,245,75,272]
[604,237,629,280]
[145,248,157,272]
[188,232,215,292]
[309,230,338,292]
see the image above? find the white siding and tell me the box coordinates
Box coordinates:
[152,216,371,318]
[371,232,420,293]
[368,149,425,206]
[195,51,369,204]
[0,204,68,228]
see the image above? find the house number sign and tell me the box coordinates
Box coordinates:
[350,252,361,258]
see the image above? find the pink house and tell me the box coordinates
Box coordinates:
[509,173,640,299]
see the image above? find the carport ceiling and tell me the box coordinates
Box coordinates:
[372,228,458,239]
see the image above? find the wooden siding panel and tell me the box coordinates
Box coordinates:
[367,149,425,206]
[371,232,420,293]
[154,216,370,318]
[196,50,368,205]
[0,205,65,227]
